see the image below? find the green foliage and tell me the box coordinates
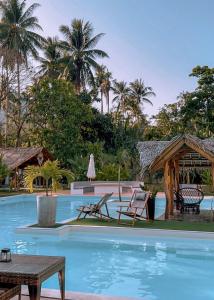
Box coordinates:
[0,0,45,61]
[149,66,214,139]
[59,19,108,92]
[0,156,10,181]
[201,170,212,185]
[30,78,92,166]
[97,163,129,181]
[24,160,74,196]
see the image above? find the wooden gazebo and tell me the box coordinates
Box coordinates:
[138,135,214,218]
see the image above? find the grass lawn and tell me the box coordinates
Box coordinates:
[67,218,214,232]
[30,223,62,228]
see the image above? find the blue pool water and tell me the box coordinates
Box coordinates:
[1,195,214,299]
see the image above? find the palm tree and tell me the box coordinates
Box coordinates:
[112,80,130,117]
[24,160,74,196]
[59,19,108,93]
[95,65,112,113]
[0,0,45,146]
[129,79,155,109]
[103,69,112,114]
[95,65,106,113]
[0,0,45,96]
[38,37,63,78]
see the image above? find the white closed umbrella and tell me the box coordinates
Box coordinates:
[87,154,96,181]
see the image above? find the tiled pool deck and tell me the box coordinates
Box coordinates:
[19,288,137,300]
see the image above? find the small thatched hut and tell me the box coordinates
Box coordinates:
[138,134,214,217]
[0,147,53,187]
[0,147,53,171]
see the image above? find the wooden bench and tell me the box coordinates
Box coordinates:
[0,283,21,300]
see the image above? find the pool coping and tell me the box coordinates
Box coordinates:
[22,287,138,300]
[16,223,214,239]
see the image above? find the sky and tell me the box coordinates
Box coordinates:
[28,0,214,116]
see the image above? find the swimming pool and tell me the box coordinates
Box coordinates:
[1,195,214,299]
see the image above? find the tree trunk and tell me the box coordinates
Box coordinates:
[75,65,81,94]
[17,58,21,100]
[4,65,9,148]
[17,59,21,146]
[101,90,104,114]
[15,126,22,147]
[45,179,49,196]
[106,91,110,113]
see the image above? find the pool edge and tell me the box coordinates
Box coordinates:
[16,223,214,239]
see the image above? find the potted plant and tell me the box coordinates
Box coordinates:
[24,160,74,227]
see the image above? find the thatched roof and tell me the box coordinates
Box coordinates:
[138,134,214,173]
[0,147,52,170]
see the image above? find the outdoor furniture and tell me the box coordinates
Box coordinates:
[0,283,21,300]
[174,187,204,214]
[117,190,150,226]
[0,254,65,300]
[76,192,113,220]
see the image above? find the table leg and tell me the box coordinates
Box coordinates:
[28,284,41,300]
[58,267,65,300]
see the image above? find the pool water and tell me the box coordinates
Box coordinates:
[1,195,214,299]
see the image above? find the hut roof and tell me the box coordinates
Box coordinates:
[138,134,214,173]
[0,147,52,170]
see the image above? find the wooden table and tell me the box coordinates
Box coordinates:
[0,254,65,300]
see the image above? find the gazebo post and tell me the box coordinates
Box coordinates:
[164,160,174,219]
[211,163,214,190]
[174,160,180,192]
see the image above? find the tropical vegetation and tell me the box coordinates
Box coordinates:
[24,160,74,195]
[0,0,213,182]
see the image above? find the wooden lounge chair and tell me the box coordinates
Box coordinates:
[174,187,204,214]
[76,192,113,220]
[117,190,150,226]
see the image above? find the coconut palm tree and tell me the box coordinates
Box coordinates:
[103,69,112,114]
[112,80,130,117]
[129,79,155,109]
[59,19,108,93]
[95,65,112,113]
[95,65,106,113]
[0,0,45,98]
[38,36,63,78]
[0,0,45,146]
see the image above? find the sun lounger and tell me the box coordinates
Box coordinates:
[76,192,113,220]
[117,190,150,226]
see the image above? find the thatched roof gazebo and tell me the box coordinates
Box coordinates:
[138,134,214,218]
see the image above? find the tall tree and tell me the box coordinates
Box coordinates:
[129,79,155,109]
[103,68,112,114]
[38,36,62,78]
[112,80,130,118]
[0,0,45,145]
[30,78,92,165]
[95,65,112,113]
[59,19,108,93]
[95,65,105,114]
